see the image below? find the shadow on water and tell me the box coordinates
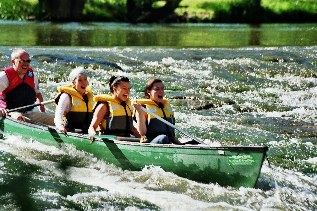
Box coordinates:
[33,54,123,70]
[103,139,137,170]
[0,151,107,210]
[0,174,35,211]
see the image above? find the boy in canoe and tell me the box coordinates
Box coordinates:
[88,76,140,141]
[54,67,94,134]
[134,78,182,144]
[0,48,54,125]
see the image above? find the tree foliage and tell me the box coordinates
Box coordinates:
[212,0,263,23]
[83,0,126,21]
[38,0,86,21]
[1,0,316,23]
[127,0,183,23]
[0,0,35,20]
[36,0,183,22]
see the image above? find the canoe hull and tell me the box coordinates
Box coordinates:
[0,117,268,188]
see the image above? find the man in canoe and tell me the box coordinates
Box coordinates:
[88,76,140,141]
[134,78,183,144]
[0,48,54,125]
[54,67,94,134]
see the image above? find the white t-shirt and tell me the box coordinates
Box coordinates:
[0,70,40,93]
[54,93,72,130]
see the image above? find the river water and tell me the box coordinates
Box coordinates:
[0,21,316,210]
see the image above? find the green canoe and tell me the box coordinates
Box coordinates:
[0,117,268,188]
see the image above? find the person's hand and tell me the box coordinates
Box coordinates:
[0,108,8,117]
[88,128,96,143]
[133,102,142,112]
[58,125,67,134]
[140,136,148,143]
[39,104,45,112]
[133,102,145,114]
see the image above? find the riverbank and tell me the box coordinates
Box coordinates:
[0,0,316,23]
[177,0,317,23]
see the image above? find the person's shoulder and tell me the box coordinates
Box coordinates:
[96,102,109,111]
[0,70,6,76]
[59,93,71,101]
[0,71,8,80]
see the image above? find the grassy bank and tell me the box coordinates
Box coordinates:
[176,0,317,22]
[0,0,37,20]
[0,0,316,23]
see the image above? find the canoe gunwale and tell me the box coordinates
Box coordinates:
[1,116,268,153]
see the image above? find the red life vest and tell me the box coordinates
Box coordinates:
[0,66,36,110]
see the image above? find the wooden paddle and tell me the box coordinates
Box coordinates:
[139,106,205,145]
[7,99,55,113]
[94,135,140,142]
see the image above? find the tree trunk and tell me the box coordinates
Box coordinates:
[38,0,86,21]
[245,0,262,23]
[127,0,182,23]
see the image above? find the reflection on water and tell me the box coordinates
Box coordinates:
[0,21,316,47]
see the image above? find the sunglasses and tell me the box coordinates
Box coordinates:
[17,59,31,63]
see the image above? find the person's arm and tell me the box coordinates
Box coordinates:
[170,115,182,144]
[133,103,147,136]
[54,93,71,134]
[0,71,9,93]
[0,108,8,117]
[0,72,9,116]
[34,73,45,112]
[88,103,108,141]
[131,126,141,138]
[36,92,45,112]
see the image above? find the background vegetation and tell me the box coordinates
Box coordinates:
[0,0,316,23]
[176,0,317,22]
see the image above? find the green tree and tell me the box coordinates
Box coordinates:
[127,0,183,23]
[212,0,263,23]
[37,0,182,22]
[38,0,86,21]
[0,0,34,20]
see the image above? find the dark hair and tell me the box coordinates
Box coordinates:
[144,78,163,99]
[109,76,129,93]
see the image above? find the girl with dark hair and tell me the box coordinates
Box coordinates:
[135,79,182,145]
[88,76,140,141]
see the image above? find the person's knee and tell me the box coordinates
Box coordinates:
[161,135,170,144]
[10,112,25,121]
[151,134,170,144]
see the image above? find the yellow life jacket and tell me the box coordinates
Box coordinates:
[136,99,175,141]
[56,85,94,133]
[93,94,133,137]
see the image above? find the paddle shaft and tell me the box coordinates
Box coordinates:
[8,99,55,113]
[140,106,205,144]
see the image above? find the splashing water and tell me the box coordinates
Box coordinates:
[0,46,316,210]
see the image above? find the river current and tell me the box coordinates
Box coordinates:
[0,22,316,210]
